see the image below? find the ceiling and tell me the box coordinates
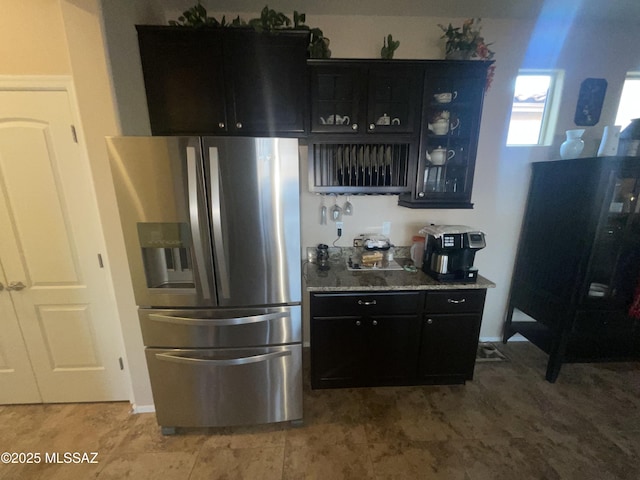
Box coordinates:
[160,0,640,23]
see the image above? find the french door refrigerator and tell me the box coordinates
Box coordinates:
[107,136,302,433]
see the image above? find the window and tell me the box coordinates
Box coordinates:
[507,71,562,146]
[615,74,640,129]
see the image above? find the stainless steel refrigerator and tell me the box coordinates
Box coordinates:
[107,136,302,433]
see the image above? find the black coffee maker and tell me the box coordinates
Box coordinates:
[421,225,486,283]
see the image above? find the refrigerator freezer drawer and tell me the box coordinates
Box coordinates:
[146,345,303,428]
[139,305,301,348]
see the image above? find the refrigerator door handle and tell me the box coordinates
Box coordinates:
[187,146,211,300]
[148,311,287,327]
[155,349,291,366]
[208,146,231,299]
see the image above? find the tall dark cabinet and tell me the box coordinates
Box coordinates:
[504,157,640,382]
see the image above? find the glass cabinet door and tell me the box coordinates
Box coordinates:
[415,75,484,206]
[584,166,640,308]
[366,67,421,135]
[310,66,362,133]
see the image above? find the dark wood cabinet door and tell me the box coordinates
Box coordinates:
[365,316,421,384]
[418,313,481,380]
[224,30,308,135]
[366,66,421,135]
[137,26,228,135]
[310,291,423,388]
[310,65,362,133]
[310,316,366,388]
[398,60,492,209]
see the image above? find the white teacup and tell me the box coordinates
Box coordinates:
[434,91,458,103]
[429,118,449,135]
[428,147,455,166]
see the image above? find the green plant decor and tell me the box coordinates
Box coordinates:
[438,18,494,60]
[438,18,496,90]
[380,34,400,59]
[167,3,331,58]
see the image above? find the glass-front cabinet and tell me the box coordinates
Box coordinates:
[309,60,422,135]
[399,61,492,209]
[583,163,640,310]
[504,157,640,382]
[307,60,491,201]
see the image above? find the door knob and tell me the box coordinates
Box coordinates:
[7,281,26,291]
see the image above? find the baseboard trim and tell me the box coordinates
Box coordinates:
[479,334,528,343]
[131,404,155,414]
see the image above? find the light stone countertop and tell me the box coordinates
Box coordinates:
[304,246,495,292]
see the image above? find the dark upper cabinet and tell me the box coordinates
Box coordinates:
[309,60,422,135]
[307,60,490,205]
[399,61,492,209]
[136,26,309,136]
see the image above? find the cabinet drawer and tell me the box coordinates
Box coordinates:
[573,310,635,335]
[425,290,486,314]
[311,291,423,317]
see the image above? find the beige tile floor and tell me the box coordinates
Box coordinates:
[1,342,639,479]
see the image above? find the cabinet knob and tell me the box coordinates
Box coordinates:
[418,192,425,198]
[426,318,433,325]
[372,320,378,326]
[236,122,243,129]
[355,320,362,326]
[218,122,225,129]
[351,123,358,130]
[369,124,375,130]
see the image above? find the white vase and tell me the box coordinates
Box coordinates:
[560,129,585,159]
[597,125,621,156]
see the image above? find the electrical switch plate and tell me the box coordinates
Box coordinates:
[382,221,391,236]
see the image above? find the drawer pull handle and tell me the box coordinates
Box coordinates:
[356,320,362,326]
[357,300,377,306]
[372,320,378,326]
[447,298,466,304]
[426,318,433,324]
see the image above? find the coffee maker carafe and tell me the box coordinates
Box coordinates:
[420,225,486,283]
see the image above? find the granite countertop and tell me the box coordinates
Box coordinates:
[304,247,495,292]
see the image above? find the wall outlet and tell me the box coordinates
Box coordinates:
[382,221,391,236]
[336,221,344,237]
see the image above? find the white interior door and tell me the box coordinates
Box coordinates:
[0,85,129,404]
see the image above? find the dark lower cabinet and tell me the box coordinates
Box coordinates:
[310,315,421,388]
[418,313,482,382]
[310,289,486,389]
[310,291,423,389]
[418,290,486,383]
